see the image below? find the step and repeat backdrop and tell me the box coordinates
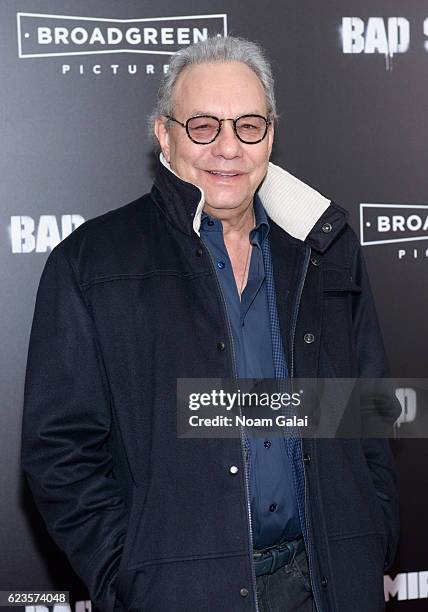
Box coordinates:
[1,0,427,610]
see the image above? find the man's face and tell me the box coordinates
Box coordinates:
[155,61,274,218]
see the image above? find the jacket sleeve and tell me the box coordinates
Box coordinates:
[21,245,126,611]
[351,238,400,570]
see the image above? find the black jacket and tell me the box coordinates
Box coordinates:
[22,158,399,612]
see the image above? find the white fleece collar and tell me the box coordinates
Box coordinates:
[258,162,331,241]
[159,153,330,241]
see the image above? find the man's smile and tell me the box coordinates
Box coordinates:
[203,169,245,181]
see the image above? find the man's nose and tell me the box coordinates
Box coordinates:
[212,119,242,157]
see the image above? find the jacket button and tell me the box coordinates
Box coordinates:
[229,465,239,475]
[303,333,315,344]
[196,248,203,257]
[310,256,320,266]
[240,588,249,597]
[303,454,311,465]
[321,576,328,588]
[322,223,332,233]
[217,341,226,351]
[269,503,277,512]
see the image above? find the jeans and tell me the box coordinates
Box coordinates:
[256,544,314,611]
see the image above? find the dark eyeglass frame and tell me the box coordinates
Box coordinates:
[165,114,272,145]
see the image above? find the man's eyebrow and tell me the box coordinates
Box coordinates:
[187,109,266,117]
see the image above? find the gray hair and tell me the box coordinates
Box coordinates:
[149,36,277,139]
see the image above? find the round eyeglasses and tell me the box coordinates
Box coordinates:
[165,114,271,145]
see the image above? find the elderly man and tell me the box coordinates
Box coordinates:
[22,36,399,612]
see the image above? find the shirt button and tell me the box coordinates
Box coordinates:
[303,454,311,465]
[304,333,315,344]
[229,465,239,475]
[264,440,272,449]
[217,341,226,351]
[322,222,332,233]
[321,576,328,588]
[269,503,277,512]
[217,260,225,269]
[207,219,215,226]
[240,588,249,598]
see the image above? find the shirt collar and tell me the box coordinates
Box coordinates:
[200,193,269,245]
[251,193,270,247]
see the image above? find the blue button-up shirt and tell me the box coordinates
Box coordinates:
[200,194,301,548]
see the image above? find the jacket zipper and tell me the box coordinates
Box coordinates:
[290,246,310,380]
[200,239,260,612]
[290,245,324,612]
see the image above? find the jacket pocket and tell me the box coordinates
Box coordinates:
[115,486,147,607]
[321,268,360,375]
[328,533,386,612]
[323,267,362,297]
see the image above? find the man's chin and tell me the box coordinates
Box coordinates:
[203,189,254,211]
[203,199,251,215]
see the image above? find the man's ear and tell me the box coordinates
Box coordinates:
[267,120,274,158]
[154,117,170,162]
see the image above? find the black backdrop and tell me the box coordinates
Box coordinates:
[1,1,427,609]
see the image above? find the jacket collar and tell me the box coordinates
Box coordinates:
[152,153,348,253]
